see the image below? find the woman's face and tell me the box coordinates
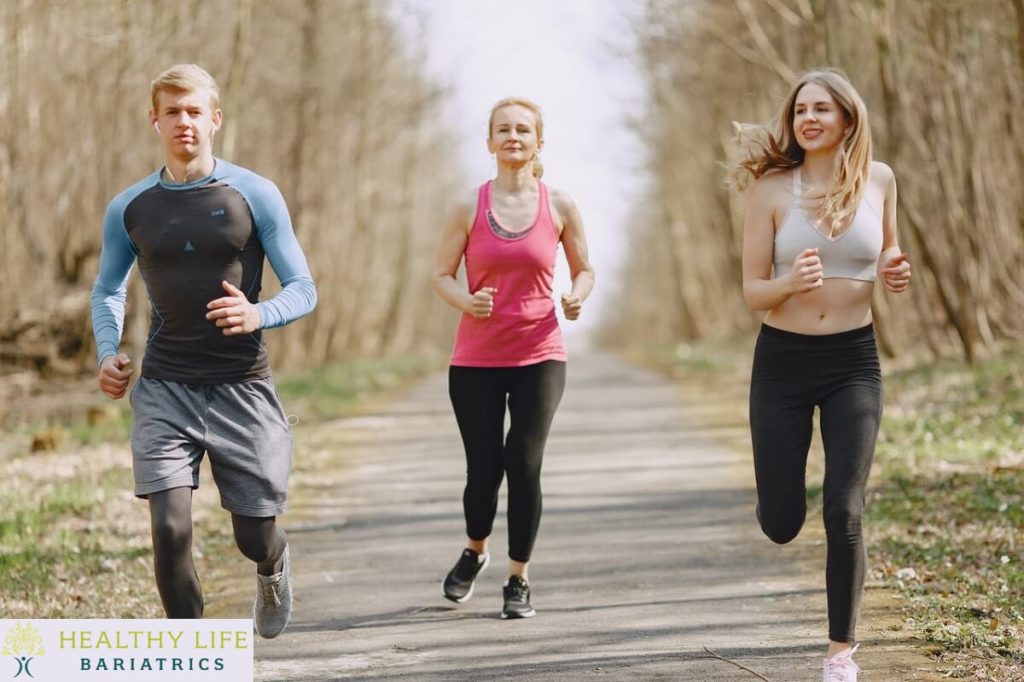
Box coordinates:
[792,82,849,155]
[488,105,542,166]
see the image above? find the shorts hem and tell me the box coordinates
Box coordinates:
[134,477,198,499]
[222,500,288,517]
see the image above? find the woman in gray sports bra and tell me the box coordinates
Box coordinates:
[729,68,911,682]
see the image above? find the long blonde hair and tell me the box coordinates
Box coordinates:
[730,68,872,231]
[488,97,544,179]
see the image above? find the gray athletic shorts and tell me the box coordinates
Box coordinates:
[130,376,293,517]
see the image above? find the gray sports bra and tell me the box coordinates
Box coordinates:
[773,168,883,282]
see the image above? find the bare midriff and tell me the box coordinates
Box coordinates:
[765,278,874,335]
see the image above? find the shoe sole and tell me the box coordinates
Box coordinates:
[500,607,536,619]
[442,552,490,603]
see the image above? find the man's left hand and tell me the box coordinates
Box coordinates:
[206,280,261,335]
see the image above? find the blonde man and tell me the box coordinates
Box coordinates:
[91,64,316,638]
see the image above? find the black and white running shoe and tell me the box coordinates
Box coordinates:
[500,574,536,619]
[442,548,490,603]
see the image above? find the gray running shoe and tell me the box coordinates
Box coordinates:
[254,545,292,639]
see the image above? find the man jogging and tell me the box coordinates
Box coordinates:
[91,64,316,638]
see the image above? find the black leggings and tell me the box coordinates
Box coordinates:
[449,360,566,563]
[148,487,287,618]
[749,324,882,643]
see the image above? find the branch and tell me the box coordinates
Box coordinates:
[703,647,772,681]
[764,0,803,27]
[733,0,796,82]
[700,14,779,74]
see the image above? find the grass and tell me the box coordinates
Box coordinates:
[67,410,133,446]
[631,336,1024,680]
[275,355,443,422]
[0,464,162,618]
[0,354,442,618]
[868,351,1024,679]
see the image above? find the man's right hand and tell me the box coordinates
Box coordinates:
[99,353,134,400]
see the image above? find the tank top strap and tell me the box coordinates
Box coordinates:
[792,167,802,204]
[475,181,491,226]
[536,180,555,231]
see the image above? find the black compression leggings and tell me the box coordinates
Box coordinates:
[148,487,287,618]
[749,324,882,643]
[449,360,566,563]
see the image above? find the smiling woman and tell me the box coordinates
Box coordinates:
[729,68,911,682]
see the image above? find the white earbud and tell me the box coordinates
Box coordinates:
[154,121,160,133]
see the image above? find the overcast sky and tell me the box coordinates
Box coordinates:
[399,0,647,339]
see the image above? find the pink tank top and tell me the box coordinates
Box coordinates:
[451,180,567,367]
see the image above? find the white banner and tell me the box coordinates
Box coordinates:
[0,620,253,681]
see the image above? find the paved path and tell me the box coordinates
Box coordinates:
[211,353,942,681]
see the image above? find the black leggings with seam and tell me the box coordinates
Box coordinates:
[749,323,882,643]
[449,360,566,563]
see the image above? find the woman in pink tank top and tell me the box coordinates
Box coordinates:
[432,97,595,619]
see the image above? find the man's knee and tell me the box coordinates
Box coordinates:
[232,517,281,564]
[151,514,192,554]
[235,537,274,564]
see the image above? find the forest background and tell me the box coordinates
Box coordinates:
[1,0,1021,679]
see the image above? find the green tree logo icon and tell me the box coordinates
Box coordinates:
[1,624,45,679]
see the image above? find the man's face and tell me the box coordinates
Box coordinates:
[149,88,222,163]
